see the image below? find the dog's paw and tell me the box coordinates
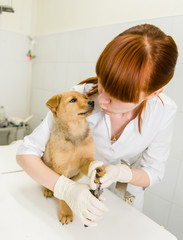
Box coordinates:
[44,188,53,198]
[94,166,106,184]
[59,212,73,225]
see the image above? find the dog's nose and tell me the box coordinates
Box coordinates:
[88,101,94,107]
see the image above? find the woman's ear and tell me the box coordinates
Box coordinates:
[146,88,163,100]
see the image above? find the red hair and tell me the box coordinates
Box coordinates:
[79,24,178,133]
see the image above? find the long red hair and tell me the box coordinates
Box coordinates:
[79,24,178,133]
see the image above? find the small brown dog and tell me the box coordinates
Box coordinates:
[42,91,104,225]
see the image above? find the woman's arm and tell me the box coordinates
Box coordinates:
[16,155,60,191]
[89,162,150,190]
[130,168,150,188]
[16,154,108,226]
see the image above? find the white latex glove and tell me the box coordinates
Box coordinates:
[54,175,108,227]
[99,164,132,188]
[88,160,104,190]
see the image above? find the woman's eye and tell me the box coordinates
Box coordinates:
[70,98,77,103]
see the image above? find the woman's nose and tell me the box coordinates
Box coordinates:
[98,93,111,105]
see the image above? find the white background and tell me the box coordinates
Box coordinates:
[0,1,183,239]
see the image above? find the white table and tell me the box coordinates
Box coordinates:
[0,171,177,240]
[0,140,23,173]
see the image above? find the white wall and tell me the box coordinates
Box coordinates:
[0,0,33,35]
[0,30,29,119]
[0,0,33,120]
[33,0,183,35]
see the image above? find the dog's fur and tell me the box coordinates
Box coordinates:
[42,91,104,225]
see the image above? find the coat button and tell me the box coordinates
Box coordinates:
[110,147,114,152]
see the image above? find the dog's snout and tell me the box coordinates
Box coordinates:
[88,101,94,108]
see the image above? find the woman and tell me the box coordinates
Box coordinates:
[16,24,178,226]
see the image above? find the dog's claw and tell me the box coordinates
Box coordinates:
[94,166,106,184]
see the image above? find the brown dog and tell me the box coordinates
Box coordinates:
[42,91,104,225]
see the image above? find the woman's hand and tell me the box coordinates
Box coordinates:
[88,160,105,190]
[89,162,132,190]
[54,175,108,226]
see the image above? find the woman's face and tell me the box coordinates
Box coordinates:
[98,81,145,115]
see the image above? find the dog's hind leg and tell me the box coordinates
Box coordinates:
[59,200,73,225]
[44,188,53,197]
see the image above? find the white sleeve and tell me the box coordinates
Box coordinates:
[140,105,177,187]
[70,83,94,94]
[16,111,54,157]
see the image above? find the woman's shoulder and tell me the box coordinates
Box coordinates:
[146,93,177,125]
[151,93,177,113]
[69,83,95,95]
[157,93,177,107]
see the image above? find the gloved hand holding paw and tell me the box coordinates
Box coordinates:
[88,161,132,190]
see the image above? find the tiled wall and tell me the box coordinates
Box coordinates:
[0,30,29,119]
[30,16,183,239]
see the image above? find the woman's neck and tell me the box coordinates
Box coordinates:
[109,106,139,122]
[109,107,140,142]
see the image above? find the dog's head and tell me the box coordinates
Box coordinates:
[46,91,94,121]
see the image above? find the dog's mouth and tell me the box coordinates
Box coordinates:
[78,107,94,115]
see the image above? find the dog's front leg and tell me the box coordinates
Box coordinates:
[70,172,83,181]
[80,158,95,176]
[81,159,106,184]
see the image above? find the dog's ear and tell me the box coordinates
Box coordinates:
[46,95,61,114]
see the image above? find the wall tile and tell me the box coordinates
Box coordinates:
[169,112,183,160]
[145,111,183,211]
[167,63,183,112]
[167,203,183,240]
[30,89,55,129]
[32,62,57,91]
[172,15,183,64]
[145,156,180,203]
[0,85,27,118]
[54,63,70,92]
[0,30,28,61]
[0,61,28,88]
[163,77,176,104]
[57,30,88,63]
[0,30,28,119]
[8,33,28,62]
[172,155,183,207]
[82,28,106,63]
[143,191,171,228]
[65,30,87,62]
[82,25,119,62]
[56,32,72,62]
[31,62,45,89]
[35,34,58,62]
[65,62,95,90]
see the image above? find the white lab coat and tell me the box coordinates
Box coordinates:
[17,83,177,211]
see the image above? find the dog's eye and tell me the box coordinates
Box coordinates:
[70,98,77,103]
